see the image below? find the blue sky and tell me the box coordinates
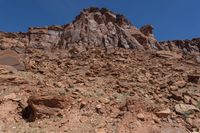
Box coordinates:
[0,0,199,41]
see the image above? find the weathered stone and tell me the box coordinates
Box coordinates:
[175,104,199,115]
[156,108,171,118]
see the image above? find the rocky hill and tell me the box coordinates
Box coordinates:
[0,7,200,133]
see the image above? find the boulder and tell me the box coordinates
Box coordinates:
[175,104,199,115]
[22,94,71,121]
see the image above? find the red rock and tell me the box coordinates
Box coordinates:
[22,94,70,121]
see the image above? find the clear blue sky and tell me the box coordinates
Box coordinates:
[0,0,199,41]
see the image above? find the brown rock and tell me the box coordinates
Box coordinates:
[156,108,171,118]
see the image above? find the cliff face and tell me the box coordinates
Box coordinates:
[0,7,199,54]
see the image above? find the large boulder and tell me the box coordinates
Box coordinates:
[0,49,25,71]
[22,94,71,122]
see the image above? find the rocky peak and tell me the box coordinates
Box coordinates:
[140,25,154,36]
[0,7,161,53]
[58,7,159,52]
[74,7,131,26]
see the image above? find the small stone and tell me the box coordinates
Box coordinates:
[88,77,96,81]
[80,101,87,109]
[96,104,102,109]
[156,108,171,118]
[96,104,102,114]
[170,85,178,91]
[137,113,145,121]
[175,80,186,88]
[99,97,110,104]
[54,82,64,88]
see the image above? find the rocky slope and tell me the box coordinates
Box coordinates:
[0,7,200,133]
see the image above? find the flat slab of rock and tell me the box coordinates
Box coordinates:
[0,49,25,71]
[175,104,199,115]
[156,51,182,59]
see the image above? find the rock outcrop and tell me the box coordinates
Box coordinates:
[0,7,200,55]
[160,38,200,53]
[0,8,182,53]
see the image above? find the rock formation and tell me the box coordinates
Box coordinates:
[1,7,199,55]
